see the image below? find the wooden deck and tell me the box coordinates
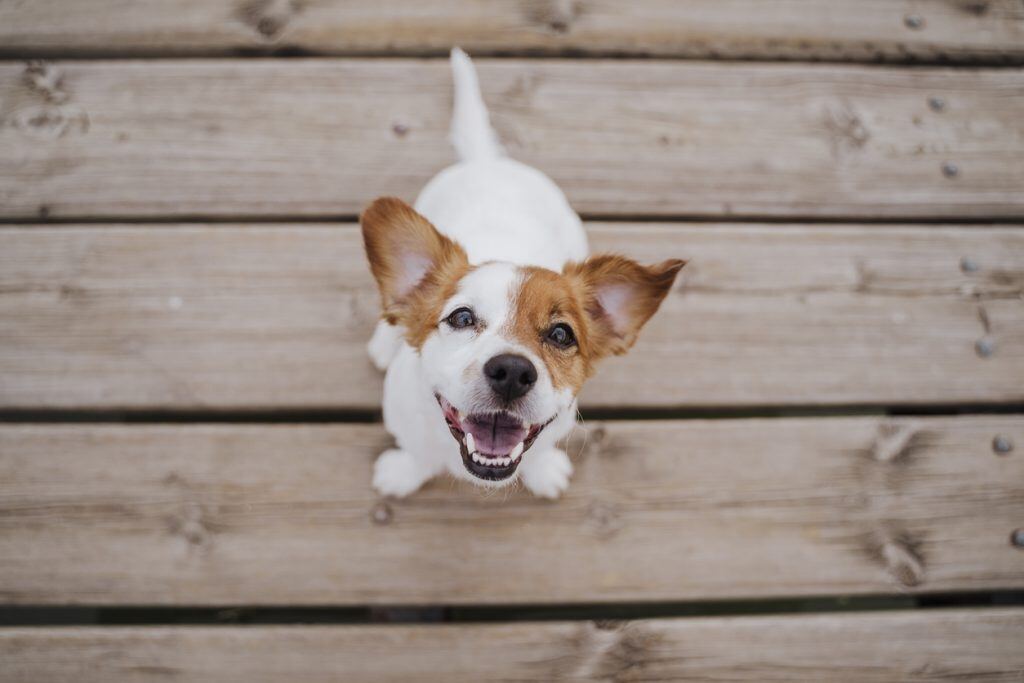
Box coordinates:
[1,2,1023,681]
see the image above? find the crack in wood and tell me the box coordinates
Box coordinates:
[977,303,992,334]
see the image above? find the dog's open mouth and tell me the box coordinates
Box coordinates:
[436,395,550,481]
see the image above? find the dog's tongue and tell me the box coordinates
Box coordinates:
[464,413,528,455]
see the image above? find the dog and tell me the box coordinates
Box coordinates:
[361,48,684,498]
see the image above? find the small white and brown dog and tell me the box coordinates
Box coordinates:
[362,49,684,499]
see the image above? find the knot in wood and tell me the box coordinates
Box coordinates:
[237,0,302,41]
[167,502,212,547]
[882,539,925,587]
[824,103,871,158]
[863,529,926,588]
[585,501,623,538]
[959,1,990,16]
[525,0,580,34]
[23,61,69,104]
[871,423,920,464]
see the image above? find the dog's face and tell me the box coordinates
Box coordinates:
[362,197,684,486]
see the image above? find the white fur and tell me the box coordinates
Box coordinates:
[371,49,588,498]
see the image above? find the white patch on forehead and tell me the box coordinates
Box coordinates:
[447,262,521,328]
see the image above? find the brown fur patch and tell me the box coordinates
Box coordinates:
[507,254,683,392]
[507,267,595,393]
[563,254,685,356]
[361,197,471,349]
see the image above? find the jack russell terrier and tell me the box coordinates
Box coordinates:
[362,49,684,498]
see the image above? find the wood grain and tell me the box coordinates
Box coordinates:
[1,224,1022,410]
[1,417,1021,605]
[3,610,1024,682]
[1,0,1022,63]
[2,60,1023,220]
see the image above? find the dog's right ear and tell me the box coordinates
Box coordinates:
[361,197,469,323]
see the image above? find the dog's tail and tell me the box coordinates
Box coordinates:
[450,47,503,161]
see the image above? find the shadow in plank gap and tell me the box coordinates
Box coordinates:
[7,592,1024,626]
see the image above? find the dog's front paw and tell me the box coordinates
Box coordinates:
[367,320,402,372]
[520,448,573,499]
[373,449,431,498]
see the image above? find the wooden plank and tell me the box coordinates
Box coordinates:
[2,60,1023,220]
[3,610,1024,682]
[1,224,1022,410]
[1,417,1021,605]
[2,1,1023,63]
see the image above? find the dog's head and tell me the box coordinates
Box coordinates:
[362,197,684,485]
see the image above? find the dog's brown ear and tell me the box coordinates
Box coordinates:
[361,197,469,323]
[565,254,685,357]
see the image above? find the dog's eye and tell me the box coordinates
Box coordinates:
[446,307,476,329]
[546,323,576,348]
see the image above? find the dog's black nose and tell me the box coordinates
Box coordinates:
[484,354,537,401]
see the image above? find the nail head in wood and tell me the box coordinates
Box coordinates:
[942,162,959,178]
[928,96,946,112]
[959,256,979,273]
[992,435,1013,455]
[1011,529,1024,548]
[371,502,393,525]
[391,123,409,137]
[975,337,995,358]
[904,14,924,29]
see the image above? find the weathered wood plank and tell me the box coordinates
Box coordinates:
[2,0,1023,63]
[1,224,1021,410]
[3,610,1024,682]
[2,60,1023,220]
[1,417,1021,605]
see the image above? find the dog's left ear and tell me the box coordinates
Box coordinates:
[565,255,686,357]
[361,197,469,323]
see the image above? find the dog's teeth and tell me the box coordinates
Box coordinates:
[471,452,482,464]
[509,442,524,460]
[501,457,511,466]
[464,433,475,454]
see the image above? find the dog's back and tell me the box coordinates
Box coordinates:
[413,48,588,272]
